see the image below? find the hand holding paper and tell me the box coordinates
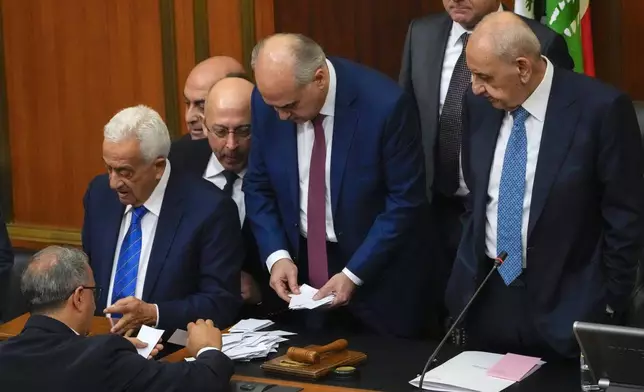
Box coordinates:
[134,325,164,359]
[289,284,335,310]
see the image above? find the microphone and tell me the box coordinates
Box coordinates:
[416,251,508,391]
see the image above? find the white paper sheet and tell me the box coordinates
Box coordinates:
[135,325,165,358]
[167,329,188,346]
[288,284,335,310]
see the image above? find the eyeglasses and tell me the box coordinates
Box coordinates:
[72,286,103,302]
[205,124,252,139]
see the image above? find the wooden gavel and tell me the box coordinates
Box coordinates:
[286,339,349,364]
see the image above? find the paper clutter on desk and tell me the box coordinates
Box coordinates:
[228,318,275,333]
[487,353,545,382]
[410,351,543,392]
[289,284,335,310]
[136,325,164,358]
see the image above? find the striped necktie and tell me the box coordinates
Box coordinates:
[111,206,148,305]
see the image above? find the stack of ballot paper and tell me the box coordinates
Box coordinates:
[409,351,545,392]
[172,318,296,362]
[288,284,335,310]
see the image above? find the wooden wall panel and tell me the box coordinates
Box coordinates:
[2,0,165,230]
[273,0,443,80]
[207,0,243,64]
[174,0,196,136]
[255,0,276,42]
[617,0,644,100]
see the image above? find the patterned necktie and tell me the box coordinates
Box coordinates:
[497,107,530,285]
[111,206,148,305]
[437,32,471,195]
[222,170,239,197]
[307,115,329,288]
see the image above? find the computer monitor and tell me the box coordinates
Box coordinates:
[574,321,644,391]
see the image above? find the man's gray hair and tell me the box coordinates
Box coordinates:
[103,105,171,163]
[476,12,542,63]
[21,246,91,312]
[250,33,326,86]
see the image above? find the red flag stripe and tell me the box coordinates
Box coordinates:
[581,5,595,77]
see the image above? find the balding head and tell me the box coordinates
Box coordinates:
[203,77,254,173]
[184,56,246,139]
[466,11,546,111]
[251,33,328,124]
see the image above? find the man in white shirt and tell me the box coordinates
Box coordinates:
[399,0,573,327]
[169,77,285,317]
[82,105,244,334]
[447,12,643,359]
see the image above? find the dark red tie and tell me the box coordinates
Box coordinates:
[307,115,328,288]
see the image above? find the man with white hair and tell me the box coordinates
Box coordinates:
[82,105,244,334]
[447,11,643,358]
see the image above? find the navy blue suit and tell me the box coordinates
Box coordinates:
[244,57,437,337]
[448,67,644,358]
[82,167,244,331]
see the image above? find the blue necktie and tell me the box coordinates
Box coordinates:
[497,107,529,285]
[111,206,148,305]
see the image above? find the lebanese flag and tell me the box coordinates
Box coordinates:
[545,0,595,76]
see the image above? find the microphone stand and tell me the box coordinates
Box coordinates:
[416,251,508,391]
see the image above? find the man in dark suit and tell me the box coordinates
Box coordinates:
[169,76,285,318]
[244,33,436,337]
[82,104,244,334]
[448,12,644,359]
[0,207,13,320]
[182,56,245,141]
[398,0,574,316]
[0,246,233,392]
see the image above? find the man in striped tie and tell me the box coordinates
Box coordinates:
[446,12,643,359]
[82,105,244,335]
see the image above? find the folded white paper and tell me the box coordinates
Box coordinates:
[135,325,164,358]
[228,318,274,333]
[288,284,335,310]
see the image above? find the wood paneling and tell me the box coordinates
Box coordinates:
[174,0,196,137]
[255,0,276,41]
[207,0,243,63]
[1,0,165,229]
[273,0,443,80]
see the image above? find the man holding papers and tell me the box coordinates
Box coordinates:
[0,246,233,392]
[244,33,438,337]
[448,12,643,358]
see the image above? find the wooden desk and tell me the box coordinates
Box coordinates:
[231,375,375,392]
[0,313,112,340]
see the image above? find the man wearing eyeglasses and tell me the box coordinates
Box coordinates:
[170,76,284,318]
[0,246,233,392]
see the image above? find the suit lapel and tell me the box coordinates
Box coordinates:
[528,71,578,237]
[142,172,184,300]
[98,192,125,305]
[280,121,300,212]
[195,139,212,174]
[329,59,358,217]
[422,14,452,135]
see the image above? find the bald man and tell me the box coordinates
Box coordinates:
[183,56,245,140]
[447,12,643,359]
[243,33,439,338]
[170,77,285,319]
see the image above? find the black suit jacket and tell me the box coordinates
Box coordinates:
[399,12,574,199]
[0,207,12,321]
[0,315,233,392]
[168,138,286,318]
[448,67,644,357]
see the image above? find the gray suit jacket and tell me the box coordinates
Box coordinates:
[399,12,574,200]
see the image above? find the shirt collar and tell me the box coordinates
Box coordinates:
[204,153,246,179]
[319,59,337,117]
[124,159,171,218]
[520,56,554,123]
[449,3,504,46]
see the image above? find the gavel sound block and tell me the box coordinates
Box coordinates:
[261,339,367,379]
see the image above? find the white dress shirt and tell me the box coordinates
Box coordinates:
[265,59,362,286]
[440,3,503,196]
[106,160,172,325]
[203,153,246,224]
[484,57,554,266]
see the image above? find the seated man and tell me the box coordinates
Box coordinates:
[0,246,232,392]
[82,105,244,334]
[0,207,13,320]
[170,77,284,318]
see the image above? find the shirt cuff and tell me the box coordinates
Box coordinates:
[153,304,160,328]
[266,250,293,273]
[342,268,363,286]
[197,347,220,357]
